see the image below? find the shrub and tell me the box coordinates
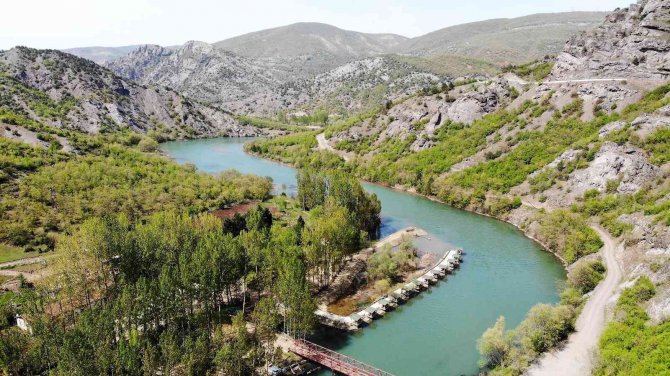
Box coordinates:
[568,259,606,294]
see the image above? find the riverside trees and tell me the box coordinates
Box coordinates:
[297,169,381,288]
[1,147,377,374]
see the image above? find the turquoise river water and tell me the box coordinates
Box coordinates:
[160,137,566,376]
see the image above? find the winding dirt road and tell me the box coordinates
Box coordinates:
[316,133,351,161]
[526,225,622,376]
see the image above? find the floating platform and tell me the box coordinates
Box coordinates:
[316,248,463,331]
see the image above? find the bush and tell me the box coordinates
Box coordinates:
[535,209,603,263]
[568,259,606,294]
[478,303,577,374]
[596,277,667,376]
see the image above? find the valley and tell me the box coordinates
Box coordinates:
[1,0,669,375]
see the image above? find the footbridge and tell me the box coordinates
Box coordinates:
[289,339,394,376]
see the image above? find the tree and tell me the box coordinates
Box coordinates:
[478,316,512,369]
[252,297,280,368]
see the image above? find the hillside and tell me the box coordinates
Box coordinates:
[107,42,282,106]
[397,12,606,66]
[227,56,444,116]
[214,22,406,72]
[0,47,263,139]
[552,0,670,80]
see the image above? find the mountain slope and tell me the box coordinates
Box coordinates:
[107,42,281,106]
[214,22,406,59]
[227,55,443,116]
[397,12,607,65]
[0,47,262,138]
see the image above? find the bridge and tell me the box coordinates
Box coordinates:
[290,339,394,376]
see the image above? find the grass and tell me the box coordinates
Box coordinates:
[9,263,45,273]
[0,244,39,264]
[0,275,13,284]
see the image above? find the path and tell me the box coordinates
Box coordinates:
[504,73,630,86]
[525,225,622,376]
[0,256,50,286]
[542,78,628,85]
[316,133,351,161]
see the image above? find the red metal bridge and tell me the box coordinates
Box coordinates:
[290,339,394,376]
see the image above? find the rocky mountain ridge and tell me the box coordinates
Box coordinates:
[98,12,608,117]
[0,47,265,138]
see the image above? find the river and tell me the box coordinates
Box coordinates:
[160,137,566,376]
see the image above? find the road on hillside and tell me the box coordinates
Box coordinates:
[525,225,623,376]
[316,133,350,161]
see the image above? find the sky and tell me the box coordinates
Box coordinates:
[1,0,634,50]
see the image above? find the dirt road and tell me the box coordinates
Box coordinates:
[526,225,622,376]
[316,133,350,161]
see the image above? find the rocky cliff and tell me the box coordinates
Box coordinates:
[553,0,670,80]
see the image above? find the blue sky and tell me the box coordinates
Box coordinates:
[1,0,633,49]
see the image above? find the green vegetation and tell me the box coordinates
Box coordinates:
[640,127,670,165]
[367,239,417,284]
[534,209,603,263]
[573,182,670,229]
[237,114,309,132]
[478,302,577,375]
[0,244,39,264]
[568,259,606,294]
[596,277,669,376]
[442,114,616,197]
[246,131,346,170]
[1,140,271,251]
[0,156,377,375]
[502,60,555,81]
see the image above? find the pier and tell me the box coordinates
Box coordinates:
[290,339,395,376]
[315,248,463,331]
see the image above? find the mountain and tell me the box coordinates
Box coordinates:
[397,12,607,65]
[106,42,444,116]
[214,22,407,73]
[107,42,282,106]
[62,45,146,63]
[0,47,264,138]
[227,56,443,116]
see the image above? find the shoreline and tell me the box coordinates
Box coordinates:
[243,147,569,270]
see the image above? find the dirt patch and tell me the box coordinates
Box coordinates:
[210,201,260,220]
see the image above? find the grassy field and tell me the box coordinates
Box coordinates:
[0,244,39,264]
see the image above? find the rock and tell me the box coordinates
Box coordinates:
[599,121,628,137]
[552,0,670,81]
[570,142,659,194]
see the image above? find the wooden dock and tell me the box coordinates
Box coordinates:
[316,249,463,331]
[290,339,394,376]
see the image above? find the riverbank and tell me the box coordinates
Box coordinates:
[160,137,567,375]
[246,145,569,269]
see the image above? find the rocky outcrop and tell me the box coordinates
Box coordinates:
[552,0,670,80]
[571,142,659,194]
[0,47,263,137]
[447,80,508,124]
[107,42,281,108]
[229,56,444,116]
